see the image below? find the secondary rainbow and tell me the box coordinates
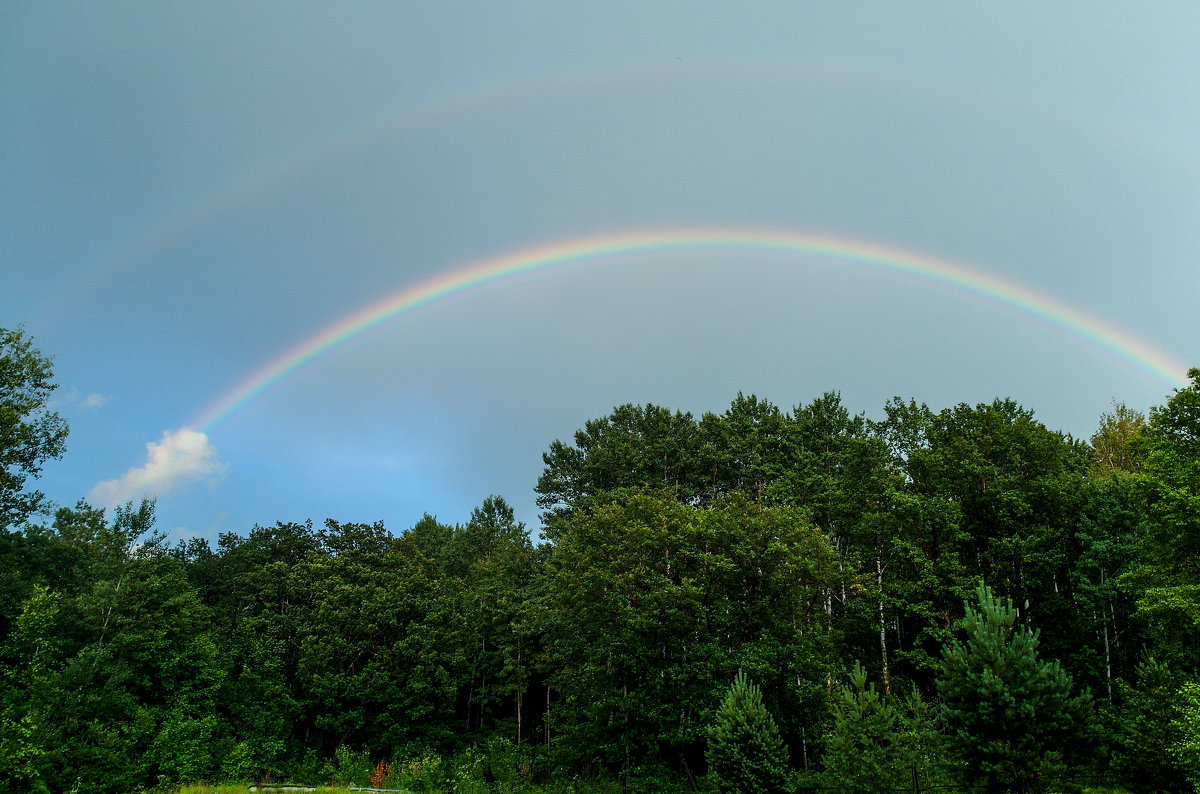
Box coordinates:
[191,227,1188,432]
[56,56,1196,333]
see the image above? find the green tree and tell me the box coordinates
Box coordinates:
[453,497,536,740]
[538,490,838,773]
[1124,369,1200,671]
[706,670,790,794]
[536,403,703,534]
[913,400,1089,621]
[871,398,971,689]
[1109,655,1189,792]
[29,501,225,793]
[1091,402,1146,475]
[292,518,467,754]
[821,661,946,792]
[697,393,790,503]
[0,583,59,793]
[0,327,68,529]
[938,583,1095,793]
[1069,473,1142,701]
[1171,679,1200,792]
[193,520,317,776]
[890,398,1093,689]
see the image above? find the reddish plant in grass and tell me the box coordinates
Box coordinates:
[369,759,393,788]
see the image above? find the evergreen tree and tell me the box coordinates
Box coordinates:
[1110,655,1190,792]
[1172,680,1200,793]
[821,661,946,792]
[706,670,790,794]
[938,583,1095,793]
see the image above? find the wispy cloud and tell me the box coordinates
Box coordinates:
[49,387,110,411]
[89,428,226,507]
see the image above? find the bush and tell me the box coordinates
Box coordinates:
[322,745,371,786]
[391,748,445,792]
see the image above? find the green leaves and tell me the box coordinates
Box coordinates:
[821,662,946,792]
[3,326,1195,791]
[938,583,1095,793]
[538,489,838,770]
[536,403,703,532]
[1124,369,1200,670]
[0,327,68,529]
[706,670,790,794]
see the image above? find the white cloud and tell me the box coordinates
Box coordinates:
[48,387,110,411]
[89,428,226,507]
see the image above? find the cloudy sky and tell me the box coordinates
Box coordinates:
[3,2,1198,540]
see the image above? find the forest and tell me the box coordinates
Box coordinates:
[3,323,1200,794]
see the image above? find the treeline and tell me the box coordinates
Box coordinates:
[2,325,1200,792]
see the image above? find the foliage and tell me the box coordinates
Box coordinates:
[1172,680,1200,792]
[3,327,1197,792]
[392,748,445,792]
[538,489,837,770]
[821,661,947,792]
[1123,369,1200,671]
[938,583,1096,792]
[323,745,371,786]
[706,670,790,794]
[536,403,704,534]
[1108,655,1189,792]
[1092,403,1147,475]
[0,711,49,794]
[0,327,69,530]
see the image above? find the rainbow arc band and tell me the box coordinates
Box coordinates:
[191,227,1187,433]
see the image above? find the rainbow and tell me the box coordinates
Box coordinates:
[190,227,1188,432]
[48,57,1196,331]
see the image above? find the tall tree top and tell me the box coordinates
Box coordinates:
[0,327,69,529]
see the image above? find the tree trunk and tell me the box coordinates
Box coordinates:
[517,648,523,744]
[1100,567,1113,701]
[877,556,892,696]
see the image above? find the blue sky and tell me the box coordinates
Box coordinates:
[3,2,1198,540]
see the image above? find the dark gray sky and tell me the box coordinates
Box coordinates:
[3,2,1197,539]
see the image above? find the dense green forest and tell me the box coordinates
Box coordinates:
[3,324,1200,793]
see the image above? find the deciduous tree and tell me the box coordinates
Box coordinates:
[0,327,68,529]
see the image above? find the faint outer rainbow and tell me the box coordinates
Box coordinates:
[191,227,1188,432]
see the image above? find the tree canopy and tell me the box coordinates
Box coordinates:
[2,325,1198,792]
[0,327,68,529]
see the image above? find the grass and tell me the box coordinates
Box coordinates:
[172,787,357,794]
[167,778,1139,794]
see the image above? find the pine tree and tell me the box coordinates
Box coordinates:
[938,583,1095,793]
[706,670,790,794]
[821,661,900,791]
[822,661,946,792]
[1172,680,1200,793]
[1110,656,1190,791]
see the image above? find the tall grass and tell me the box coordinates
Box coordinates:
[171,787,351,794]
